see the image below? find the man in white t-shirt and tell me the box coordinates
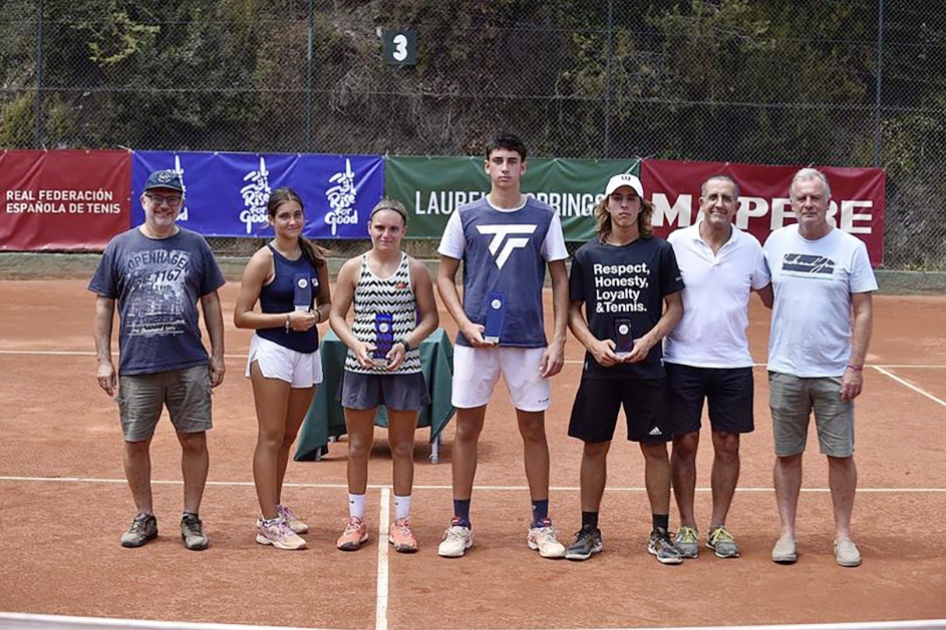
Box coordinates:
[764,168,877,568]
[665,175,772,560]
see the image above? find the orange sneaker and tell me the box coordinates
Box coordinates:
[388,517,418,553]
[336,516,368,551]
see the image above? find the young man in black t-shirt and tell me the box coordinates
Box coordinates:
[564,173,685,564]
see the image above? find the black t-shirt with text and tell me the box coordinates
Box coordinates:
[569,236,684,380]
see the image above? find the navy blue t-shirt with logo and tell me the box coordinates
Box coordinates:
[455,197,555,348]
[89,227,226,376]
[569,236,684,380]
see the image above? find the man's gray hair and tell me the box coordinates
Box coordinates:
[790,167,831,200]
[701,175,740,199]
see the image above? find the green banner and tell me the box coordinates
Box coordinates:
[384,156,641,241]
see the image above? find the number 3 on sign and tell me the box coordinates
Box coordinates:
[383,29,416,66]
[393,34,408,62]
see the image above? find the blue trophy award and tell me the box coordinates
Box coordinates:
[484,291,506,344]
[373,313,395,366]
[614,318,633,359]
[293,273,313,312]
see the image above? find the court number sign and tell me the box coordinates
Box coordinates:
[382,30,417,66]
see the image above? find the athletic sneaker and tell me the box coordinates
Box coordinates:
[565,525,603,561]
[257,518,307,550]
[438,518,473,558]
[528,518,566,558]
[706,525,740,558]
[336,516,368,551]
[388,517,419,553]
[181,514,209,551]
[648,528,683,565]
[834,539,862,568]
[771,536,797,564]
[120,513,157,548]
[277,504,308,535]
[674,525,699,558]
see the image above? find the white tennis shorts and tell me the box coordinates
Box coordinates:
[245,334,323,388]
[451,345,551,411]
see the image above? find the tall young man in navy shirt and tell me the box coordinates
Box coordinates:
[436,134,569,558]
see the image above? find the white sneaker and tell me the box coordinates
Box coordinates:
[528,519,566,558]
[277,504,308,534]
[256,518,307,550]
[438,520,473,557]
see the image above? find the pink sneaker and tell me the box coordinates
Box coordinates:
[388,517,418,553]
[336,516,368,551]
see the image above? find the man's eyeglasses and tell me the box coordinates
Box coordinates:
[145,193,183,207]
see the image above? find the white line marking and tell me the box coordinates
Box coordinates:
[0,349,252,359]
[873,366,946,408]
[3,349,946,371]
[0,612,942,630]
[0,612,320,630]
[1,476,945,493]
[375,488,390,630]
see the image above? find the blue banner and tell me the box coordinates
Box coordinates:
[132,151,385,239]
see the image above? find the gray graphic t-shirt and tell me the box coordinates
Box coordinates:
[89,227,226,376]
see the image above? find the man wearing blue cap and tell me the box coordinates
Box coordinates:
[90,169,226,550]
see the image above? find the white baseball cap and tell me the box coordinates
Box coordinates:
[604,173,644,198]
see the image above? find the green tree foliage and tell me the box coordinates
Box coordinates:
[2,0,946,267]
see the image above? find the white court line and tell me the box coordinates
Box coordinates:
[1,475,945,493]
[873,366,946,408]
[375,488,390,630]
[4,349,946,371]
[0,612,942,630]
[0,612,318,630]
[0,349,252,359]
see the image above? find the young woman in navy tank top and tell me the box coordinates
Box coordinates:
[234,188,331,550]
[329,198,439,553]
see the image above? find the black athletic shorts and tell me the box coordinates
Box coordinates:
[666,363,754,436]
[568,377,671,443]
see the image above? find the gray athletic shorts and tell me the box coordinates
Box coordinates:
[340,371,430,412]
[768,371,854,458]
[117,364,213,442]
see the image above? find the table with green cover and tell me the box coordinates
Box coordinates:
[294,328,455,463]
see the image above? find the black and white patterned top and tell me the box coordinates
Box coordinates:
[344,252,422,375]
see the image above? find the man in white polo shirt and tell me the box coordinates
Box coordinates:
[665,175,772,559]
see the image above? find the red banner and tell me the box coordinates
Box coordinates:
[0,150,132,251]
[641,160,886,266]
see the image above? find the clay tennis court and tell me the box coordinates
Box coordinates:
[1,279,944,630]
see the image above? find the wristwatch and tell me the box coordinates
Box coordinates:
[396,338,413,353]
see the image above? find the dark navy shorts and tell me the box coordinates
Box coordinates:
[666,363,755,436]
[568,377,671,443]
[339,371,431,412]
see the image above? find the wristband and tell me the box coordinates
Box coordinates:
[397,338,413,353]
[314,308,321,324]
[846,364,863,371]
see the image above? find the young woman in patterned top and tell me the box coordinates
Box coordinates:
[329,198,439,553]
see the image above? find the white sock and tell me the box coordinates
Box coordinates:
[348,493,366,519]
[394,494,412,521]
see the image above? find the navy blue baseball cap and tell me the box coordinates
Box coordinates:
[144,169,184,192]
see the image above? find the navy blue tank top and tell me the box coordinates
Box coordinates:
[257,244,320,353]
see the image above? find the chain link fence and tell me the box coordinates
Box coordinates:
[2,0,945,269]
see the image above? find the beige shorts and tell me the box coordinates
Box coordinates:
[117,365,212,442]
[768,371,854,457]
[451,345,550,411]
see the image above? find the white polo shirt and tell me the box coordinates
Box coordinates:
[664,221,770,368]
